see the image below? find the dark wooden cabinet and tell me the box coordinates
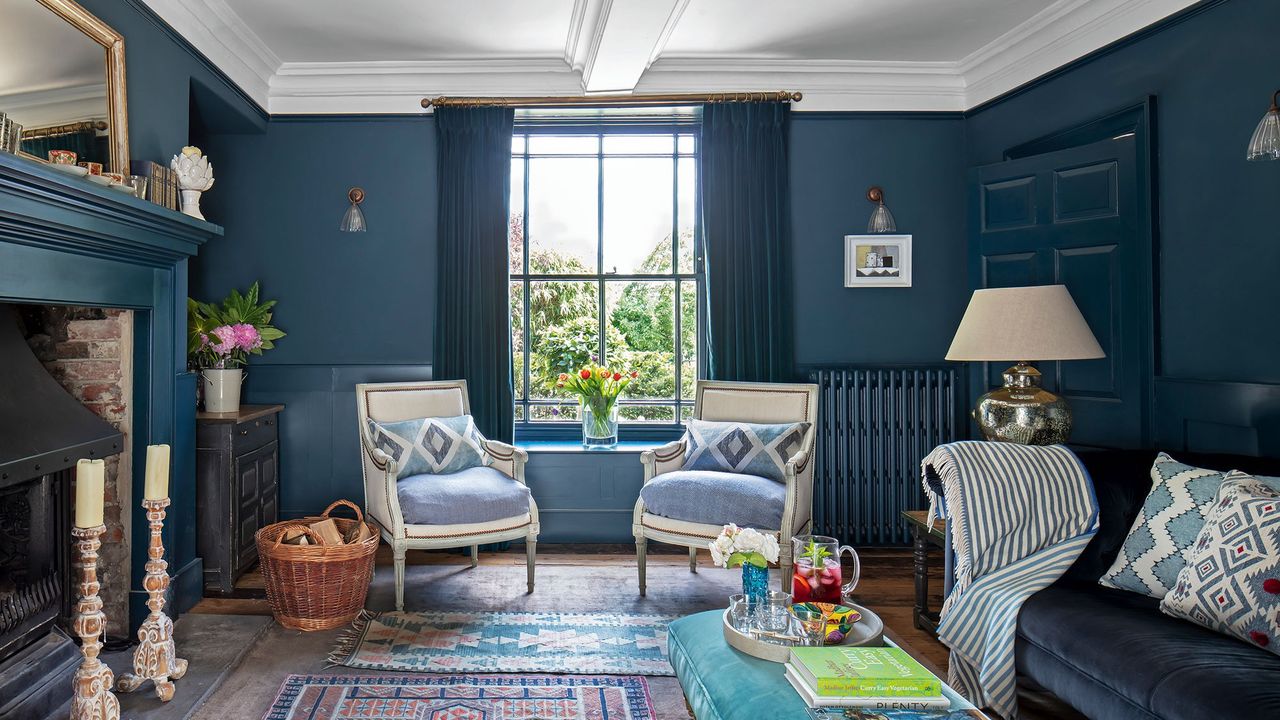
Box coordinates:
[196,404,283,594]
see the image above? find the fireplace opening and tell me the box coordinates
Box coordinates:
[0,304,132,693]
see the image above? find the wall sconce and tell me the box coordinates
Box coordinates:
[340,187,367,232]
[866,186,897,233]
[1247,90,1280,161]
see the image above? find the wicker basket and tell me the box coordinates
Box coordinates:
[256,499,379,631]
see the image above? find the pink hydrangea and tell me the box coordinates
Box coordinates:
[231,323,262,351]
[208,325,238,356]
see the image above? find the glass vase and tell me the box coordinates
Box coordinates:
[741,562,769,602]
[581,400,619,449]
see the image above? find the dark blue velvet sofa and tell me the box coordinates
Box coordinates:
[1014,450,1280,719]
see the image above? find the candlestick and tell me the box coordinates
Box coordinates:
[75,459,105,528]
[144,444,170,501]
[116,497,187,701]
[71,525,120,720]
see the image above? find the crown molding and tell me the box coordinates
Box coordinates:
[142,0,1197,115]
[958,0,1201,107]
[139,0,277,107]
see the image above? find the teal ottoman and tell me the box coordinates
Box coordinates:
[667,610,977,720]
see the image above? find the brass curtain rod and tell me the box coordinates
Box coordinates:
[20,120,108,139]
[421,90,802,109]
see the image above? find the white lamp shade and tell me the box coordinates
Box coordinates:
[945,285,1105,362]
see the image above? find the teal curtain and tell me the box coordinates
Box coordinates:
[699,102,795,382]
[434,106,516,442]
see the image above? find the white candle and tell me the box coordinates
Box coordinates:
[75,459,106,528]
[144,444,171,501]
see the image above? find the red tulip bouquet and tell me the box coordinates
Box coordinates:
[557,363,638,447]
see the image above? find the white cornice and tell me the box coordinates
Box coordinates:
[143,0,1198,115]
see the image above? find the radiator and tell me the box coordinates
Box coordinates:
[806,366,963,546]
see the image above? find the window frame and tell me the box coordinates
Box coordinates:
[510,121,703,442]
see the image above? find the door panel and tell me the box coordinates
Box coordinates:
[969,134,1152,448]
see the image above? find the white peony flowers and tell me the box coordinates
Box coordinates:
[708,523,780,569]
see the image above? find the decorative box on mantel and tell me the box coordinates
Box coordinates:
[196,404,283,594]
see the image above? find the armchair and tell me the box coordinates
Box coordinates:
[356,380,539,610]
[633,380,818,595]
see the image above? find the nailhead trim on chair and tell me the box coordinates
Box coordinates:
[405,519,534,539]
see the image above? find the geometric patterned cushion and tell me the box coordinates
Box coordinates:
[681,419,809,484]
[1099,453,1236,599]
[1160,471,1280,656]
[366,414,491,480]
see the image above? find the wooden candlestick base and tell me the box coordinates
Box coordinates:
[116,498,188,701]
[72,525,121,720]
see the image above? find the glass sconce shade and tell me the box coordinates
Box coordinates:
[340,187,367,232]
[1248,92,1280,161]
[866,186,897,233]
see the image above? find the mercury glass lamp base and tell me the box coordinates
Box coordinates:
[974,363,1072,446]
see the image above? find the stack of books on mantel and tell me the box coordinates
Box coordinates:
[785,647,950,712]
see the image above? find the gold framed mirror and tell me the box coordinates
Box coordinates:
[0,0,129,173]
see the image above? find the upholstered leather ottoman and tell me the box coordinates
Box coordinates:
[667,610,975,720]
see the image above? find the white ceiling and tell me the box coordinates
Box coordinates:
[139,0,1198,114]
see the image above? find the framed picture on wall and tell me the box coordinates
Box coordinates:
[844,234,912,288]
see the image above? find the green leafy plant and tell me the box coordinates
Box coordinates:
[803,539,832,567]
[188,282,285,369]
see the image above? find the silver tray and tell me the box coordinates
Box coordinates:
[721,603,884,663]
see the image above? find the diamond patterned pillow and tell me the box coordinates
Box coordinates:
[1161,472,1280,656]
[1099,453,1235,598]
[681,419,810,483]
[366,414,491,479]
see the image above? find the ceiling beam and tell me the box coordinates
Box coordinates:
[579,0,690,94]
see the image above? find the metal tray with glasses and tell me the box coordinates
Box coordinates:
[720,602,884,663]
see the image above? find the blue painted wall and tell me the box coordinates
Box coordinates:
[966,0,1280,385]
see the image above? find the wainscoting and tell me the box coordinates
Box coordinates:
[240,363,433,518]
[1154,377,1280,457]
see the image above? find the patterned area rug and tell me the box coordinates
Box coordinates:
[329,611,679,675]
[264,674,654,720]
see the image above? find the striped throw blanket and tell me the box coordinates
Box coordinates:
[922,441,1098,719]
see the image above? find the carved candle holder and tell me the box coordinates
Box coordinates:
[71,525,121,720]
[116,497,188,701]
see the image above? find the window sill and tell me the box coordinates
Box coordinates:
[515,440,669,454]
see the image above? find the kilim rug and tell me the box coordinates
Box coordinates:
[329,611,679,675]
[263,674,655,720]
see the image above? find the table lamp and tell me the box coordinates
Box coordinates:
[945,285,1104,445]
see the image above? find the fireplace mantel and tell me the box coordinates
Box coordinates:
[0,151,222,629]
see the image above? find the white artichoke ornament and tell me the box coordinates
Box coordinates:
[171,145,215,220]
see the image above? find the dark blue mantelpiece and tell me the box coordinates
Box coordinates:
[0,151,221,631]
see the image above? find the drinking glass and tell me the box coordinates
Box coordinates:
[791,605,827,646]
[756,590,793,633]
[728,593,756,632]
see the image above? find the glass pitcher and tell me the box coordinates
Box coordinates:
[791,535,860,604]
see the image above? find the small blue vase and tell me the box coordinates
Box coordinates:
[741,563,769,601]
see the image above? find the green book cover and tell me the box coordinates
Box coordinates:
[789,647,942,698]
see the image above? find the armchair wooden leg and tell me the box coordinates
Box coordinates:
[470,545,479,568]
[526,541,536,594]
[393,545,407,612]
[688,547,698,573]
[636,538,648,596]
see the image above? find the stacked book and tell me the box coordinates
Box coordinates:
[786,647,950,712]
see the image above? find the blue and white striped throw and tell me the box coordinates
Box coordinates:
[921,441,1098,719]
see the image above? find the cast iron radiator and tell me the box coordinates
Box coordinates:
[806,366,963,545]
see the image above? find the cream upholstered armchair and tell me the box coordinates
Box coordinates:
[633,380,818,595]
[356,380,539,610]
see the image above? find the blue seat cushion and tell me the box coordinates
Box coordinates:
[640,470,784,529]
[397,466,531,526]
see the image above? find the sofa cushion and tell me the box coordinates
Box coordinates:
[1099,453,1236,598]
[396,466,530,525]
[1018,581,1280,720]
[640,470,785,530]
[682,419,809,483]
[367,414,490,479]
[1161,472,1280,655]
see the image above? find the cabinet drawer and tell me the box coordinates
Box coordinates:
[232,414,278,454]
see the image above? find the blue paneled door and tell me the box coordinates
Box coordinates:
[968,134,1154,448]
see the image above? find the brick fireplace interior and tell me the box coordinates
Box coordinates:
[11,305,134,638]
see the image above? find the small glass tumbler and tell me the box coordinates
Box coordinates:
[791,605,827,646]
[756,590,793,633]
[130,175,148,200]
[728,593,756,632]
